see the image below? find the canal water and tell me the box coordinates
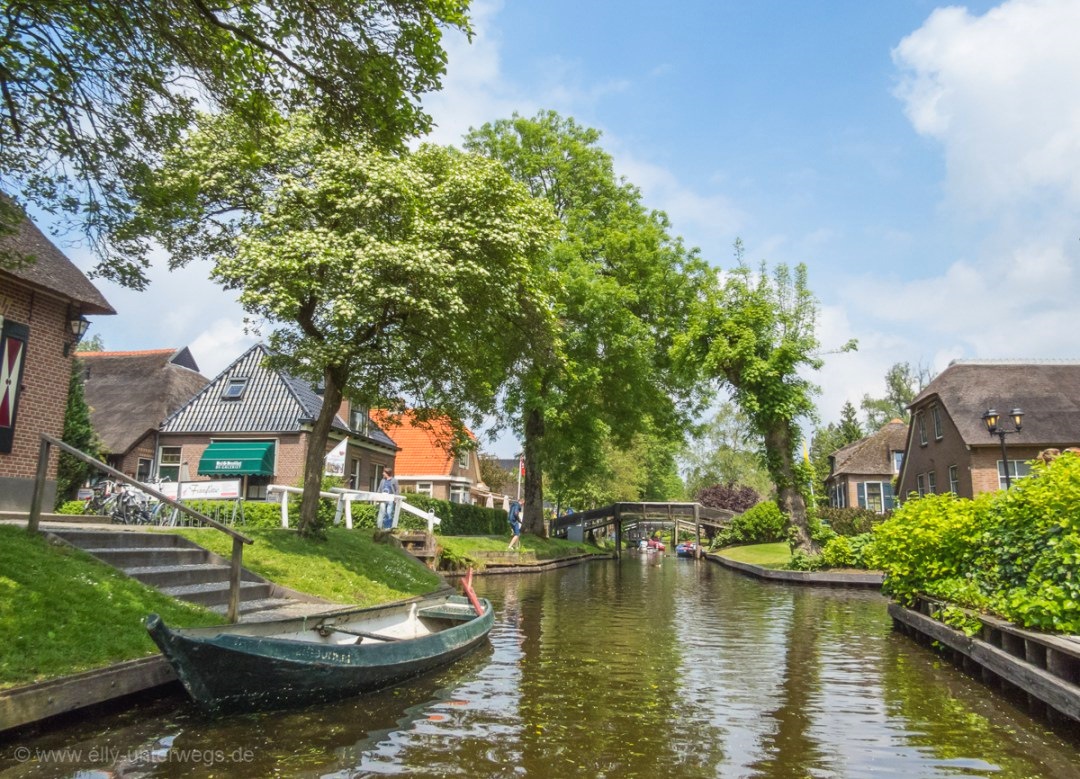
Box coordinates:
[3,554,1078,778]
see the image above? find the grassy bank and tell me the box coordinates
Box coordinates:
[713,542,792,568]
[167,527,442,605]
[436,534,603,570]
[0,526,220,689]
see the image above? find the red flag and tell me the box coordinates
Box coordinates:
[519,455,525,476]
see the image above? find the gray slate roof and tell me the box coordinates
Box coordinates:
[909,360,1080,447]
[82,348,208,455]
[828,420,907,478]
[162,344,397,449]
[0,198,115,315]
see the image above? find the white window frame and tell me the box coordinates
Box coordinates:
[931,404,943,440]
[917,413,927,446]
[857,480,895,513]
[927,471,936,494]
[892,450,903,474]
[157,446,182,482]
[415,481,433,496]
[449,483,470,504]
[916,473,926,496]
[137,457,153,482]
[222,377,248,400]
[997,460,1031,489]
[457,450,470,470]
[948,465,959,494]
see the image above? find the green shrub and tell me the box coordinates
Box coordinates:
[869,454,1080,633]
[821,535,854,568]
[711,501,787,548]
[403,494,509,536]
[817,506,885,536]
[789,551,824,571]
[55,500,88,515]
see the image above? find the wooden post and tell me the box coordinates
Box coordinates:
[228,536,244,624]
[27,437,51,534]
[614,504,622,559]
[694,503,701,558]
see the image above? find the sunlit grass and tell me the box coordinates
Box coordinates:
[167,526,443,606]
[713,542,791,568]
[0,526,220,688]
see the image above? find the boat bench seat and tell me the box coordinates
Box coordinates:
[417,605,477,622]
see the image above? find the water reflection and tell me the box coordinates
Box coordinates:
[2,554,1077,778]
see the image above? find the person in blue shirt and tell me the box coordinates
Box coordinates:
[507,500,522,550]
[377,467,399,530]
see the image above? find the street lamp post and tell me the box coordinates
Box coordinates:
[982,407,1024,489]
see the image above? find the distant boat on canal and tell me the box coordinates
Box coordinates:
[146,592,494,715]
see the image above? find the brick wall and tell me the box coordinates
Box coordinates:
[0,282,77,509]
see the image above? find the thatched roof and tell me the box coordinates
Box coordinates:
[81,348,207,455]
[909,360,1080,447]
[0,198,115,315]
[828,420,908,479]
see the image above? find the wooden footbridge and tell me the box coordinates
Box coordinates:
[550,502,735,557]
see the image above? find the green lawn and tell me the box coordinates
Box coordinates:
[167,526,442,605]
[714,542,792,568]
[435,534,604,570]
[0,526,221,688]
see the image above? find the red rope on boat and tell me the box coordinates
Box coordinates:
[462,568,484,616]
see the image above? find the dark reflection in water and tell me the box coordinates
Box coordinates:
[2,555,1077,778]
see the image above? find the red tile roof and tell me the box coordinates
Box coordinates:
[371,410,474,476]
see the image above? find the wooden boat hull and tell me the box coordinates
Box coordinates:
[146,594,493,714]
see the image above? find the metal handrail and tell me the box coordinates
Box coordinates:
[28,434,253,623]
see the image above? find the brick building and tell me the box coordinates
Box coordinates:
[824,420,907,512]
[157,344,396,499]
[0,205,114,510]
[897,360,1080,500]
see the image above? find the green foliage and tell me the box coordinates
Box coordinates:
[680,401,773,498]
[871,455,1080,632]
[56,500,89,515]
[838,401,863,442]
[674,242,855,554]
[55,359,101,507]
[464,110,711,532]
[788,551,824,571]
[711,500,788,548]
[404,494,510,536]
[817,506,884,537]
[1,0,471,286]
[821,535,855,568]
[860,361,931,429]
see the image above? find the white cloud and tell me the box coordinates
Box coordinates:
[893,0,1080,214]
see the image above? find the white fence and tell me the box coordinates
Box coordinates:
[267,485,441,534]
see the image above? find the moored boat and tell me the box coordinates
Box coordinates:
[146,591,493,714]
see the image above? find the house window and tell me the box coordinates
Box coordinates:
[370,464,383,492]
[415,481,433,496]
[916,473,926,496]
[158,446,182,481]
[457,450,470,470]
[917,413,927,446]
[222,377,248,400]
[137,458,153,482]
[449,484,470,504]
[350,406,370,436]
[892,451,903,474]
[949,465,960,494]
[927,471,936,494]
[246,477,269,501]
[931,405,943,440]
[997,460,1031,489]
[857,481,895,513]
[830,483,846,508]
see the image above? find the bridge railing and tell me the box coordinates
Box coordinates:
[550,501,735,537]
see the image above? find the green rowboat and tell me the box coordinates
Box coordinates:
[146,593,494,714]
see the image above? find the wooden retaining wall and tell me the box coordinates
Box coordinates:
[890,597,1080,727]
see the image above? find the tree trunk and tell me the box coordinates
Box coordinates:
[522,406,546,537]
[298,368,344,537]
[764,424,818,556]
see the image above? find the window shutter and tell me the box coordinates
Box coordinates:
[883,482,895,510]
[857,482,866,509]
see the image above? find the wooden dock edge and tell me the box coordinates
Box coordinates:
[0,655,177,734]
[889,602,1080,724]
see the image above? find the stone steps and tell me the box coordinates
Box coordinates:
[46,527,339,621]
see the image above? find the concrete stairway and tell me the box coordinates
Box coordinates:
[47,528,341,622]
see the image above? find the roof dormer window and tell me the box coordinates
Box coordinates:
[222,377,248,400]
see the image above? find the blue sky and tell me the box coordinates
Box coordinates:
[75,0,1080,455]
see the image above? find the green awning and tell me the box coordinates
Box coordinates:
[197,440,275,476]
